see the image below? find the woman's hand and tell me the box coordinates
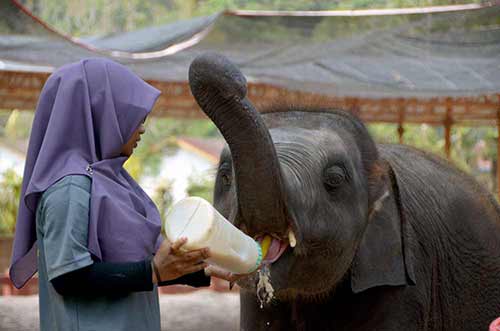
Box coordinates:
[152,237,210,283]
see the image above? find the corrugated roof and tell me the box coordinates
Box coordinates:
[1,0,500,125]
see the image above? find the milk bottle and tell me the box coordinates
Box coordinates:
[162,197,263,274]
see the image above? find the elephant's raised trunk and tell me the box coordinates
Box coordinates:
[189,53,289,236]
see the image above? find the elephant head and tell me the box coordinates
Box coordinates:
[189,53,415,301]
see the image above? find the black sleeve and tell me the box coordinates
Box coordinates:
[158,270,211,288]
[51,259,153,296]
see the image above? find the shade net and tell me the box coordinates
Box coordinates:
[1,0,500,99]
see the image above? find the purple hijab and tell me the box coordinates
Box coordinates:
[10,58,162,289]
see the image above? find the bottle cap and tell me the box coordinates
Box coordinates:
[248,241,263,273]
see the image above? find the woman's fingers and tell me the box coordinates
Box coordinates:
[180,248,210,262]
[181,262,209,274]
[170,237,188,254]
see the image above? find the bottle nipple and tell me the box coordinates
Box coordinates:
[260,235,272,260]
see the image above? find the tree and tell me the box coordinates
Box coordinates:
[369,123,497,193]
[153,179,174,221]
[5,110,33,140]
[123,117,219,181]
[0,169,22,235]
[186,175,215,204]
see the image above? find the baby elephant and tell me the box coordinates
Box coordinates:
[189,52,500,331]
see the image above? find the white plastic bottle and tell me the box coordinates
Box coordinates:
[162,197,262,274]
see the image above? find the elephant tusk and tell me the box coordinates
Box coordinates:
[288,229,297,248]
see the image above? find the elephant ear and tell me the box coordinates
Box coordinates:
[350,160,416,293]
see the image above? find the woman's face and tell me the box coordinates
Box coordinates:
[120,120,146,157]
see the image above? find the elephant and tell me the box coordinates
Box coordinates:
[188,53,500,330]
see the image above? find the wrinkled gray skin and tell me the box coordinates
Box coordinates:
[189,53,500,331]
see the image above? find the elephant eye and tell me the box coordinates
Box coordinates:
[218,163,232,188]
[323,166,346,191]
[220,172,232,187]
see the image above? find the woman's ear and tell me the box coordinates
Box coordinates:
[350,160,416,293]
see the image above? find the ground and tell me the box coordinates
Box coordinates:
[0,290,239,331]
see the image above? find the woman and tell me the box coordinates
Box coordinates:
[9,58,236,331]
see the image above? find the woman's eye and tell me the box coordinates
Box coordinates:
[323,166,346,191]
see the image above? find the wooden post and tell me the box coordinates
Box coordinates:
[350,99,361,117]
[444,101,453,160]
[398,124,405,144]
[444,121,452,159]
[398,103,405,144]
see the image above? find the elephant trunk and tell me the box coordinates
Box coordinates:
[189,53,289,236]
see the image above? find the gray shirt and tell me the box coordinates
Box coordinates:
[36,175,161,331]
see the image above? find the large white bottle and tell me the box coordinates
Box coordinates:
[162,197,262,274]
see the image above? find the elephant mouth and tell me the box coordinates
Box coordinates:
[256,235,289,264]
[236,232,295,295]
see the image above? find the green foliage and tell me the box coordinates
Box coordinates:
[186,175,215,204]
[368,123,399,144]
[369,123,498,192]
[0,169,22,235]
[4,110,34,140]
[124,118,219,181]
[123,154,144,180]
[152,179,174,221]
[0,112,12,136]
[151,118,219,138]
